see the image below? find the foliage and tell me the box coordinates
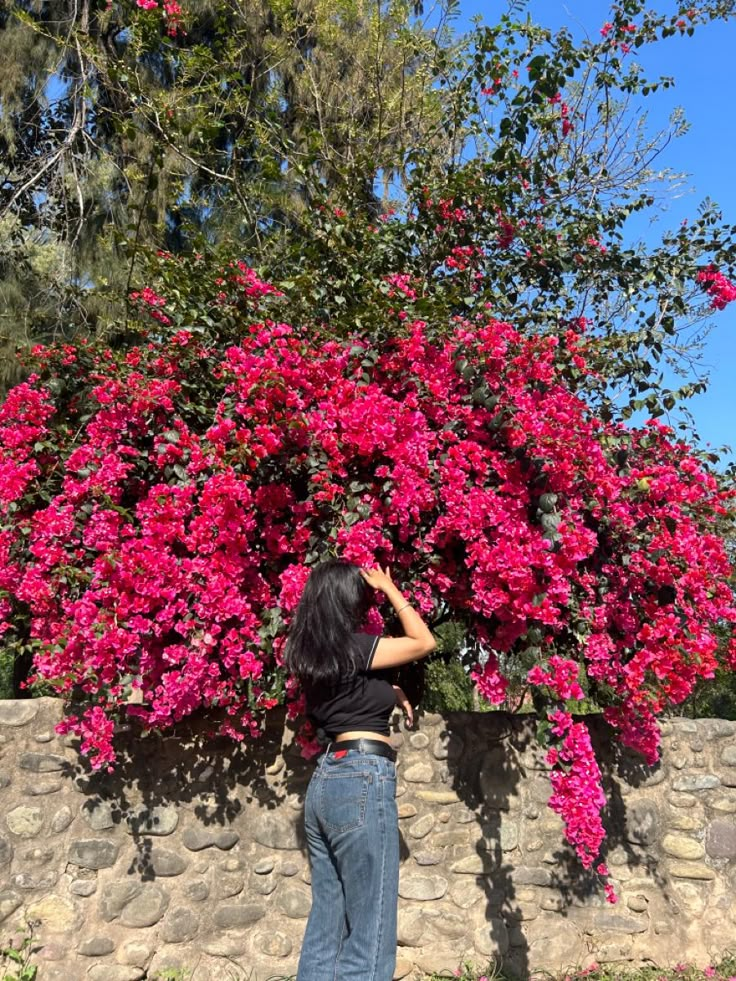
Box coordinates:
[422,657,479,713]
[106,0,736,440]
[425,952,736,981]
[678,668,736,720]
[0,0,449,383]
[0,919,39,981]
[2,0,736,430]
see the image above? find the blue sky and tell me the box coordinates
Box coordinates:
[456,1,736,465]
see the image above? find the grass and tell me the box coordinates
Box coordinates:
[425,953,736,981]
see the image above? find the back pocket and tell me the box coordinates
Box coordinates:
[319,770,372,833]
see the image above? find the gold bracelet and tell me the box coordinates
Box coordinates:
[395,602,411,615]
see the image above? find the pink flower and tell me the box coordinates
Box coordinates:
[697,265,736,310]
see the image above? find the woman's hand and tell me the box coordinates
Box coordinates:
[359,565,394,594]
[392,685,414,729]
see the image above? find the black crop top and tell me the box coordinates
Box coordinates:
[304,633,396,738]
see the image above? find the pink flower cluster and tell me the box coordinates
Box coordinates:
[528,657,584,700]
[1,277,734,881]
[697,265,736,310]
[135,0,183,36]
[546,710,609,880]
[129,286,171,325]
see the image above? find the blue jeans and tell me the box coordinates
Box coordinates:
[297,748,399,981]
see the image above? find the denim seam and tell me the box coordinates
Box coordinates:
[332,906,347,981]
[369,768,387,981]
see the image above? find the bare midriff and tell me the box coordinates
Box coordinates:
[334,730,392,744]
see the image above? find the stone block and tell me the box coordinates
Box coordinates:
[398,873,448,900]
[403,762,434,782]
[181,827,239,851]
[671,774,720,792]
[161,906,199,943]
[394,956,413,979]
[257,929,293,957]
[397,908,428,946]
[69,838,119,870]
[432,908,470,939]
[711,795,736,813]
[212,904,266,929]
[87,968,144,981]
[472,917,510,957]
[668,862,715,880]
[706,819,736,860]
[668,813,705,831]
[408,813,435,839]
[414,850,442,866]
[124,805,178,836]
[252,812,300,849]
[6,805,44,837]
[82,800,115,830]
[450,854,494,875]
[147,848,188,876]
[116,940,153,968]
[18,752,68,772]
[26,895,82,933]
[0,702,39,725]
[50,806,73,833]
[278,886,312,918]
[662,834,705,861]
[0,891,23,924]
[415,790,460,804]
[77,936,116,957]
[625,800,660,846]
[414,943,472,976]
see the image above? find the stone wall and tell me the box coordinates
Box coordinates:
[1,698,736,980]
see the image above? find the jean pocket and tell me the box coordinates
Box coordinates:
[319,770,372,833]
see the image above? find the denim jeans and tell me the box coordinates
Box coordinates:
[297,748,399,981]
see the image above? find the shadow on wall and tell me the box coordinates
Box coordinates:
[438,711,670,978]
[65,705,312,883]
[442,711,530,978]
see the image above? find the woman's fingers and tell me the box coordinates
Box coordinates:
[392,685,413,728]
[360,566,392,590]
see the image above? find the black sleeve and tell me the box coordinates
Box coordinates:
[354,633,380,671]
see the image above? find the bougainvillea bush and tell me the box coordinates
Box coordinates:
[1,268,735,897]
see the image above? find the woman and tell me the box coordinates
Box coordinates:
[285,558,436,981]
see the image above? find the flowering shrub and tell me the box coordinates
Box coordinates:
[0,268,734,896]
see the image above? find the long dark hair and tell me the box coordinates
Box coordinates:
[284,559,373,685]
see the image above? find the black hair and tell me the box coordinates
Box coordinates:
[284,558,373,686]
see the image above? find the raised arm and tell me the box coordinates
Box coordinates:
[359,566,436,669]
